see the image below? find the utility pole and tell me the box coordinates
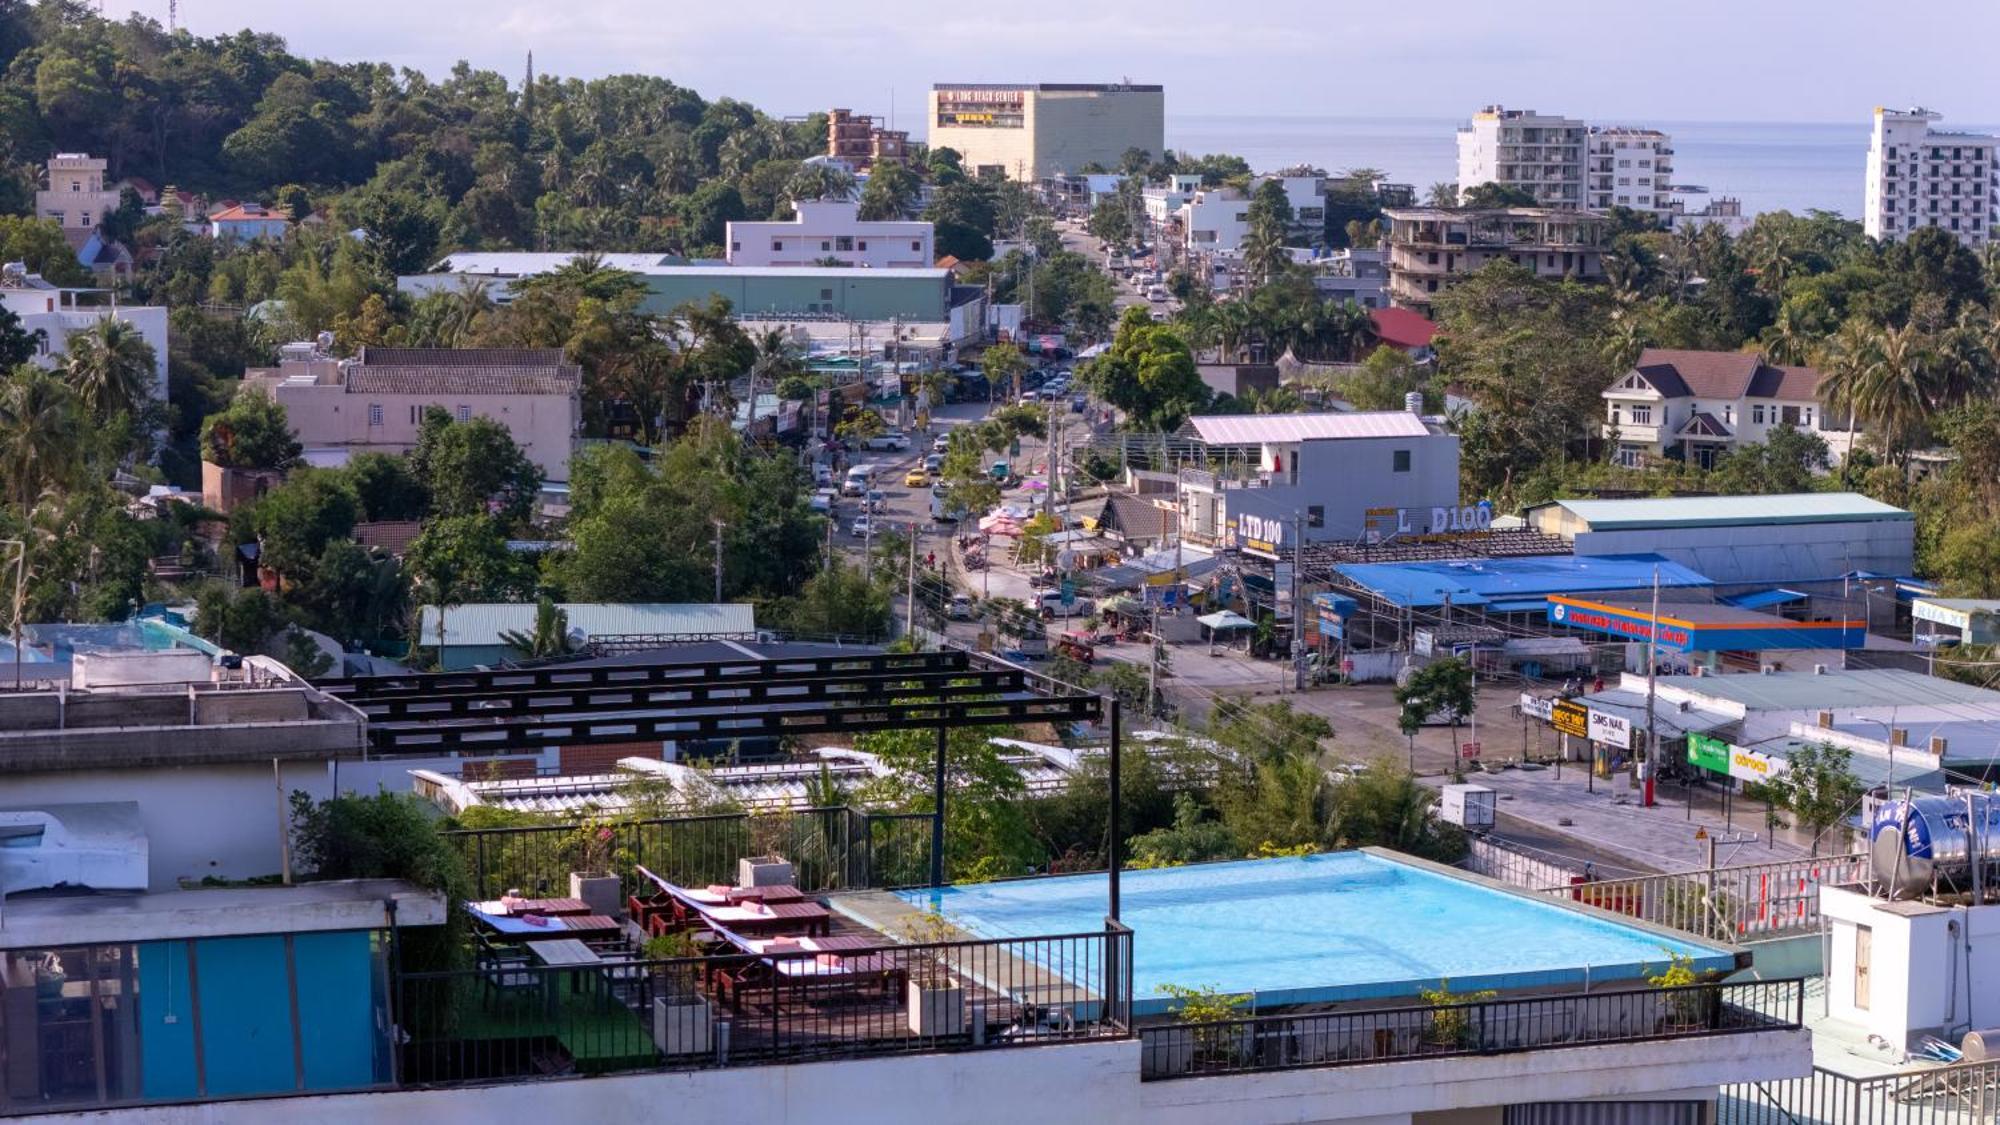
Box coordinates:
[906,522,919,642]
[1290,509,1307,692]
[711,520,726,602]
[1642,564,1660,808]
[1146,604,1160,718]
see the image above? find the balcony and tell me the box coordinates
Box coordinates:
[1139,978,1805,1080]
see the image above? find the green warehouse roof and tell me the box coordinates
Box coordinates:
[1530,492,1910,531]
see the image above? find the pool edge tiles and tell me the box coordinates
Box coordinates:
[879,850,1742,1017]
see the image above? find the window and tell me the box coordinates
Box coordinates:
[409,405,422,425]
[857,240,868,251]
[368,403,383,427]
[455,405,471,422]
[1753,404,1766,424]
[69,181,79,192]
[1804,407,1814,427]
[730,241,740,252]
[1392,449,1411,472]
[78,212,89,226]
[772,239,783,252]
[1723,405,1733,425]
[820,288,834,300]
[1630,405,1652,425]
[1854,924,1872,1010]
[835,236,854,252]
[911,240,922,251]
[1781,405,1801,425]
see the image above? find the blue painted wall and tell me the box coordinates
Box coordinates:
[137,942,198,1100]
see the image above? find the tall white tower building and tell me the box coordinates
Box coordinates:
[1865,107,1997,248]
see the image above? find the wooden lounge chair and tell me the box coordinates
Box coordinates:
[632,867,833,939]
[708,933,906,1012]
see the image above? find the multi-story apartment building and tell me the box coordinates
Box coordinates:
[1601,348,1847,469]
[34,152,121,237]
[1864,106,1997,248]
[1455,106,1586,207]
[927,83,1164,181]
[726,200,934,269]
[826,107,909,171]
[1382,207,1609,314]
[1585,127,1678,221]
[244,345,582,482]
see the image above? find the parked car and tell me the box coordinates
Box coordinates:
[923,453,945,472]
[849,515,875,538]
[948,594,976,620]
[932,434,951,453]
[1038,591,1096,617]
[812,464,834,487]
[1071,394,1088,413]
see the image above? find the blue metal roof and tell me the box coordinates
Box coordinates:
[1721,588,1809,610]
[1333,554,1711,609]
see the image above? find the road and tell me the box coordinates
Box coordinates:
[1054,218,1178,317]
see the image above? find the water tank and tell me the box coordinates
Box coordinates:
[1404,391,1424,415]
[1963,1028,2000,1062]
[1868,794,2000,896]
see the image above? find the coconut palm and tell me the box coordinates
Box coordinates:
[60,319,156,424]
[499,597,577,659]
[1816,318,1880,483]
[1854,322,1937,467]
[0,367,83,514]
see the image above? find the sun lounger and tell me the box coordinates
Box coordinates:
[632,867,831,938]
[707,932,905,1011]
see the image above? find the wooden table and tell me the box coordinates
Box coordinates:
[527,939,603,1016]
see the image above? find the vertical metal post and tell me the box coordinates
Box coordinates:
[1642,565,1659,807]
[1290,509,1306,692]
[929,724,947,889]
[1108,698,1122,922]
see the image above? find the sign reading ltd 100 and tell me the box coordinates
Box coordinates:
[1364,503,1495,540]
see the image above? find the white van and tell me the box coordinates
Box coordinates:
[841,465,875,496]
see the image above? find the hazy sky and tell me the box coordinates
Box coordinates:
[166,0,1999,128]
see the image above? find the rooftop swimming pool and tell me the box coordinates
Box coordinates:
[895,852,1736,1014]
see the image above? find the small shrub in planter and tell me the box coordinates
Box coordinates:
[1419,979,1498,1050]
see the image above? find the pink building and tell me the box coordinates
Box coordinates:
[245,346,581,482]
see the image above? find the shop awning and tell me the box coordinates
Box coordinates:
[1197,611,1256,631]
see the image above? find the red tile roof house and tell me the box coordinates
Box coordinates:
[208,202,294,243]
[1601,348,1847,470]
[1368,307,1439,357]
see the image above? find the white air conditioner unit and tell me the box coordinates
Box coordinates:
[0,802,148,895]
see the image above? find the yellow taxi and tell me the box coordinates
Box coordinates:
[904,467,930,487]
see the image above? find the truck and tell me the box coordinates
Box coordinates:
[1438,784,1496,831]
[930,493,967,522]
[841,465,876,496]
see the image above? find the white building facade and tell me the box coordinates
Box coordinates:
[726,200,934,269]
[0,264,168,402]
[1602,348,1844,469]
[1586,127,1678,220]
[1456,107,1586,207]
[1864,106,1997,248]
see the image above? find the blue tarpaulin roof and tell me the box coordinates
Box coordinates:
[1334,554,1711,609]
[1721,588,1808,610]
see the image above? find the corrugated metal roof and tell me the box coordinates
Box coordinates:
[430,252,678,275]
[1658,668,2000,712]
[1335,553,1710,609]
[644,265,950,280]
[1188,411,1432,445]
[1537,492,1910,530]
[416,603,756,649]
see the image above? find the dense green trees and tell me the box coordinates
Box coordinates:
[1082,306,1211,432]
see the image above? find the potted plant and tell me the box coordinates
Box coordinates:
[1648,952,1709,1030]
[644,932,713,1056]
[898,909,967,1036]
[563,817,629,917]
[1150,983,1251,1076]
[738,811,796,888]
[1420,979,1497,1051]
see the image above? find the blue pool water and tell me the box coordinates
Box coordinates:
[895,853,1735,1013]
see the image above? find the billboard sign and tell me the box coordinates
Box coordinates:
[1519,693,1554,721]
[1587,709,1632,749]
[1551,700,1588,738]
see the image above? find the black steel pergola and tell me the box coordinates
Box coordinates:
[316,649,1124,908]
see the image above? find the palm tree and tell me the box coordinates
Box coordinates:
[1321,300,1377,362]
[61,319,156,424]
[1242,225,1290,289]
[1816,318,1880,483]
[440,279,495,347]
[1856,323,1936,467]
[499,597,577,659]
[1212,302,1255,362]
[1934,308,1998,409]
[786,163,856,205]
[0,367,83,514]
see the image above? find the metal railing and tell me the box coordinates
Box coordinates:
[1722,1058,2000,1124]
[396,925,1133,1085]
[1538,853,1869,942]
[444,808,936,900]
[1140,978,1806,1081]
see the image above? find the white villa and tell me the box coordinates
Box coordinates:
[1603,348,1846,469]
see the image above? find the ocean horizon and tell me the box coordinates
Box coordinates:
[1165,114,1998,221]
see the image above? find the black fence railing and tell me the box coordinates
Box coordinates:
[1721,1058,2000,1125]
[443,807,936,900]
[1139,978,1806,1081]
[396,926,1133,1085]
